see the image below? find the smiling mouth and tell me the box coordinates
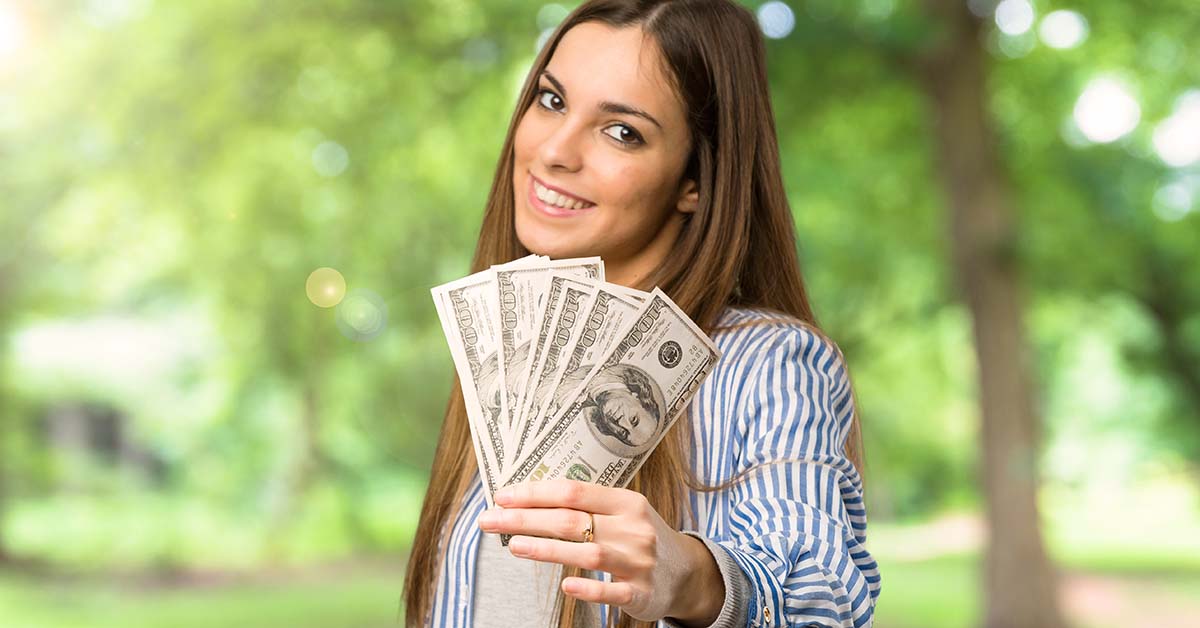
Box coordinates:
[529,175,596,212]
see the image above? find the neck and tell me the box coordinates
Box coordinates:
[605,213,685,290]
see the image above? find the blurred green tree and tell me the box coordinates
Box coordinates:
[0,0,1195,598]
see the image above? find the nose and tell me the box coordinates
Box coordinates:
[537,118,585,173]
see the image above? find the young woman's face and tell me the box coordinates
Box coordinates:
[512,22,696,283]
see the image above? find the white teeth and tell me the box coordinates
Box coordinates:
[535,180,591,209]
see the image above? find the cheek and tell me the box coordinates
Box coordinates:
[513,109,547,165]
[605,164,648,206]
[610,162,675,218]
[512,127,532,166]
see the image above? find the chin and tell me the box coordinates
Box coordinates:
[516,227,584,260]
[515,210,590,260]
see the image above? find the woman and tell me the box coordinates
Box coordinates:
[404,1,880,626]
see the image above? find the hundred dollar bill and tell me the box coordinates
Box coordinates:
[504,288,720,493]
[431,264,520,506]
[598,282,648,304]
[524,282,647,450]
[431,289,499,507]
[511,274,584,432]
[493,258,602,446]
[508,276,598,471]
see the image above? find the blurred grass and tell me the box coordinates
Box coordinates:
[3,483,1196,626]
[2,549,1197,628]
[872,554,978,627]
[0,566,406,628]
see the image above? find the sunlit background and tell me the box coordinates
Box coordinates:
[1,0,1198,626]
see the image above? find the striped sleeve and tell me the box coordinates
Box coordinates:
[714,325,880,627]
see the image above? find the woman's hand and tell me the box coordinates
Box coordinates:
[477,479,724,626]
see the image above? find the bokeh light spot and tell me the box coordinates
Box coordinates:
[535,27,554,53]
[354,30,394,71]
[312,140,349,177]
[1039,10,1088,49]
[83,0,153,29]
[996,30,1036,58]
[1152,90,1200,168]
[0,2,28,64]
[757,1,795,40]
[1144,33,1182,72]
[859,0,896,21]
[336,289,388,341]
[994,0,1035,36]
[462,37,499,69]
[306,267,346,308]
[536,3,569,31]
[1073,78,1141,144]
[1152,180,1195,222]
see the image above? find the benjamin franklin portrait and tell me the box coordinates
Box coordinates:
[579,364,665,458]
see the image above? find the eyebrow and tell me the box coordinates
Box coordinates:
[541,70,664,131]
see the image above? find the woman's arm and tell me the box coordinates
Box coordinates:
[477,324,879,627]
[710,325,880,628]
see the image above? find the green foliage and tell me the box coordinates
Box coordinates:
[0,0,1197,582]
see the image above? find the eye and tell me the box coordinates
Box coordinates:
[602,123,644,147]
[535,88,565,112]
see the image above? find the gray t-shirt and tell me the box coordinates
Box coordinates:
[471,531,596,627]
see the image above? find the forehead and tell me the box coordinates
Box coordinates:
[545,22,683,128]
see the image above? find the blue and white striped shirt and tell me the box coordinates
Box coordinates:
[429,307,881,627]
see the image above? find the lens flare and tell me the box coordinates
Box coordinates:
[306,267,346,308]
[336,289,388,341]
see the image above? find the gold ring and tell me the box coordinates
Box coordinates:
[581,512,594,543]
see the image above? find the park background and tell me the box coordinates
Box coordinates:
[2,0,1198,626]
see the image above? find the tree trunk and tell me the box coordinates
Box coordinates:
[0,266,9,564]
[265,315,328,550]
[0,423,7,563]
[1138,252,1200,413]
[918,2,1066,627]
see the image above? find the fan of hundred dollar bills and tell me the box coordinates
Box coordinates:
[432,255,721,511]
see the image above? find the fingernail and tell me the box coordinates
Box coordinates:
[495,487,513,504]
[509,537,530,555]
[478,510,498,528]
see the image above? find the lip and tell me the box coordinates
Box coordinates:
[527,174,597,218]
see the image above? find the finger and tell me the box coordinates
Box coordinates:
[479,507,605,542]
[495,479,635,514]
[562,577,638,607]
[507,535,638,575]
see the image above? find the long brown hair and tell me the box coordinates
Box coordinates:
[404,1,864,626]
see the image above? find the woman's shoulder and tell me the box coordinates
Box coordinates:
[695,307,855,455]
[707,305,851,394]
[713,306,845,361]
